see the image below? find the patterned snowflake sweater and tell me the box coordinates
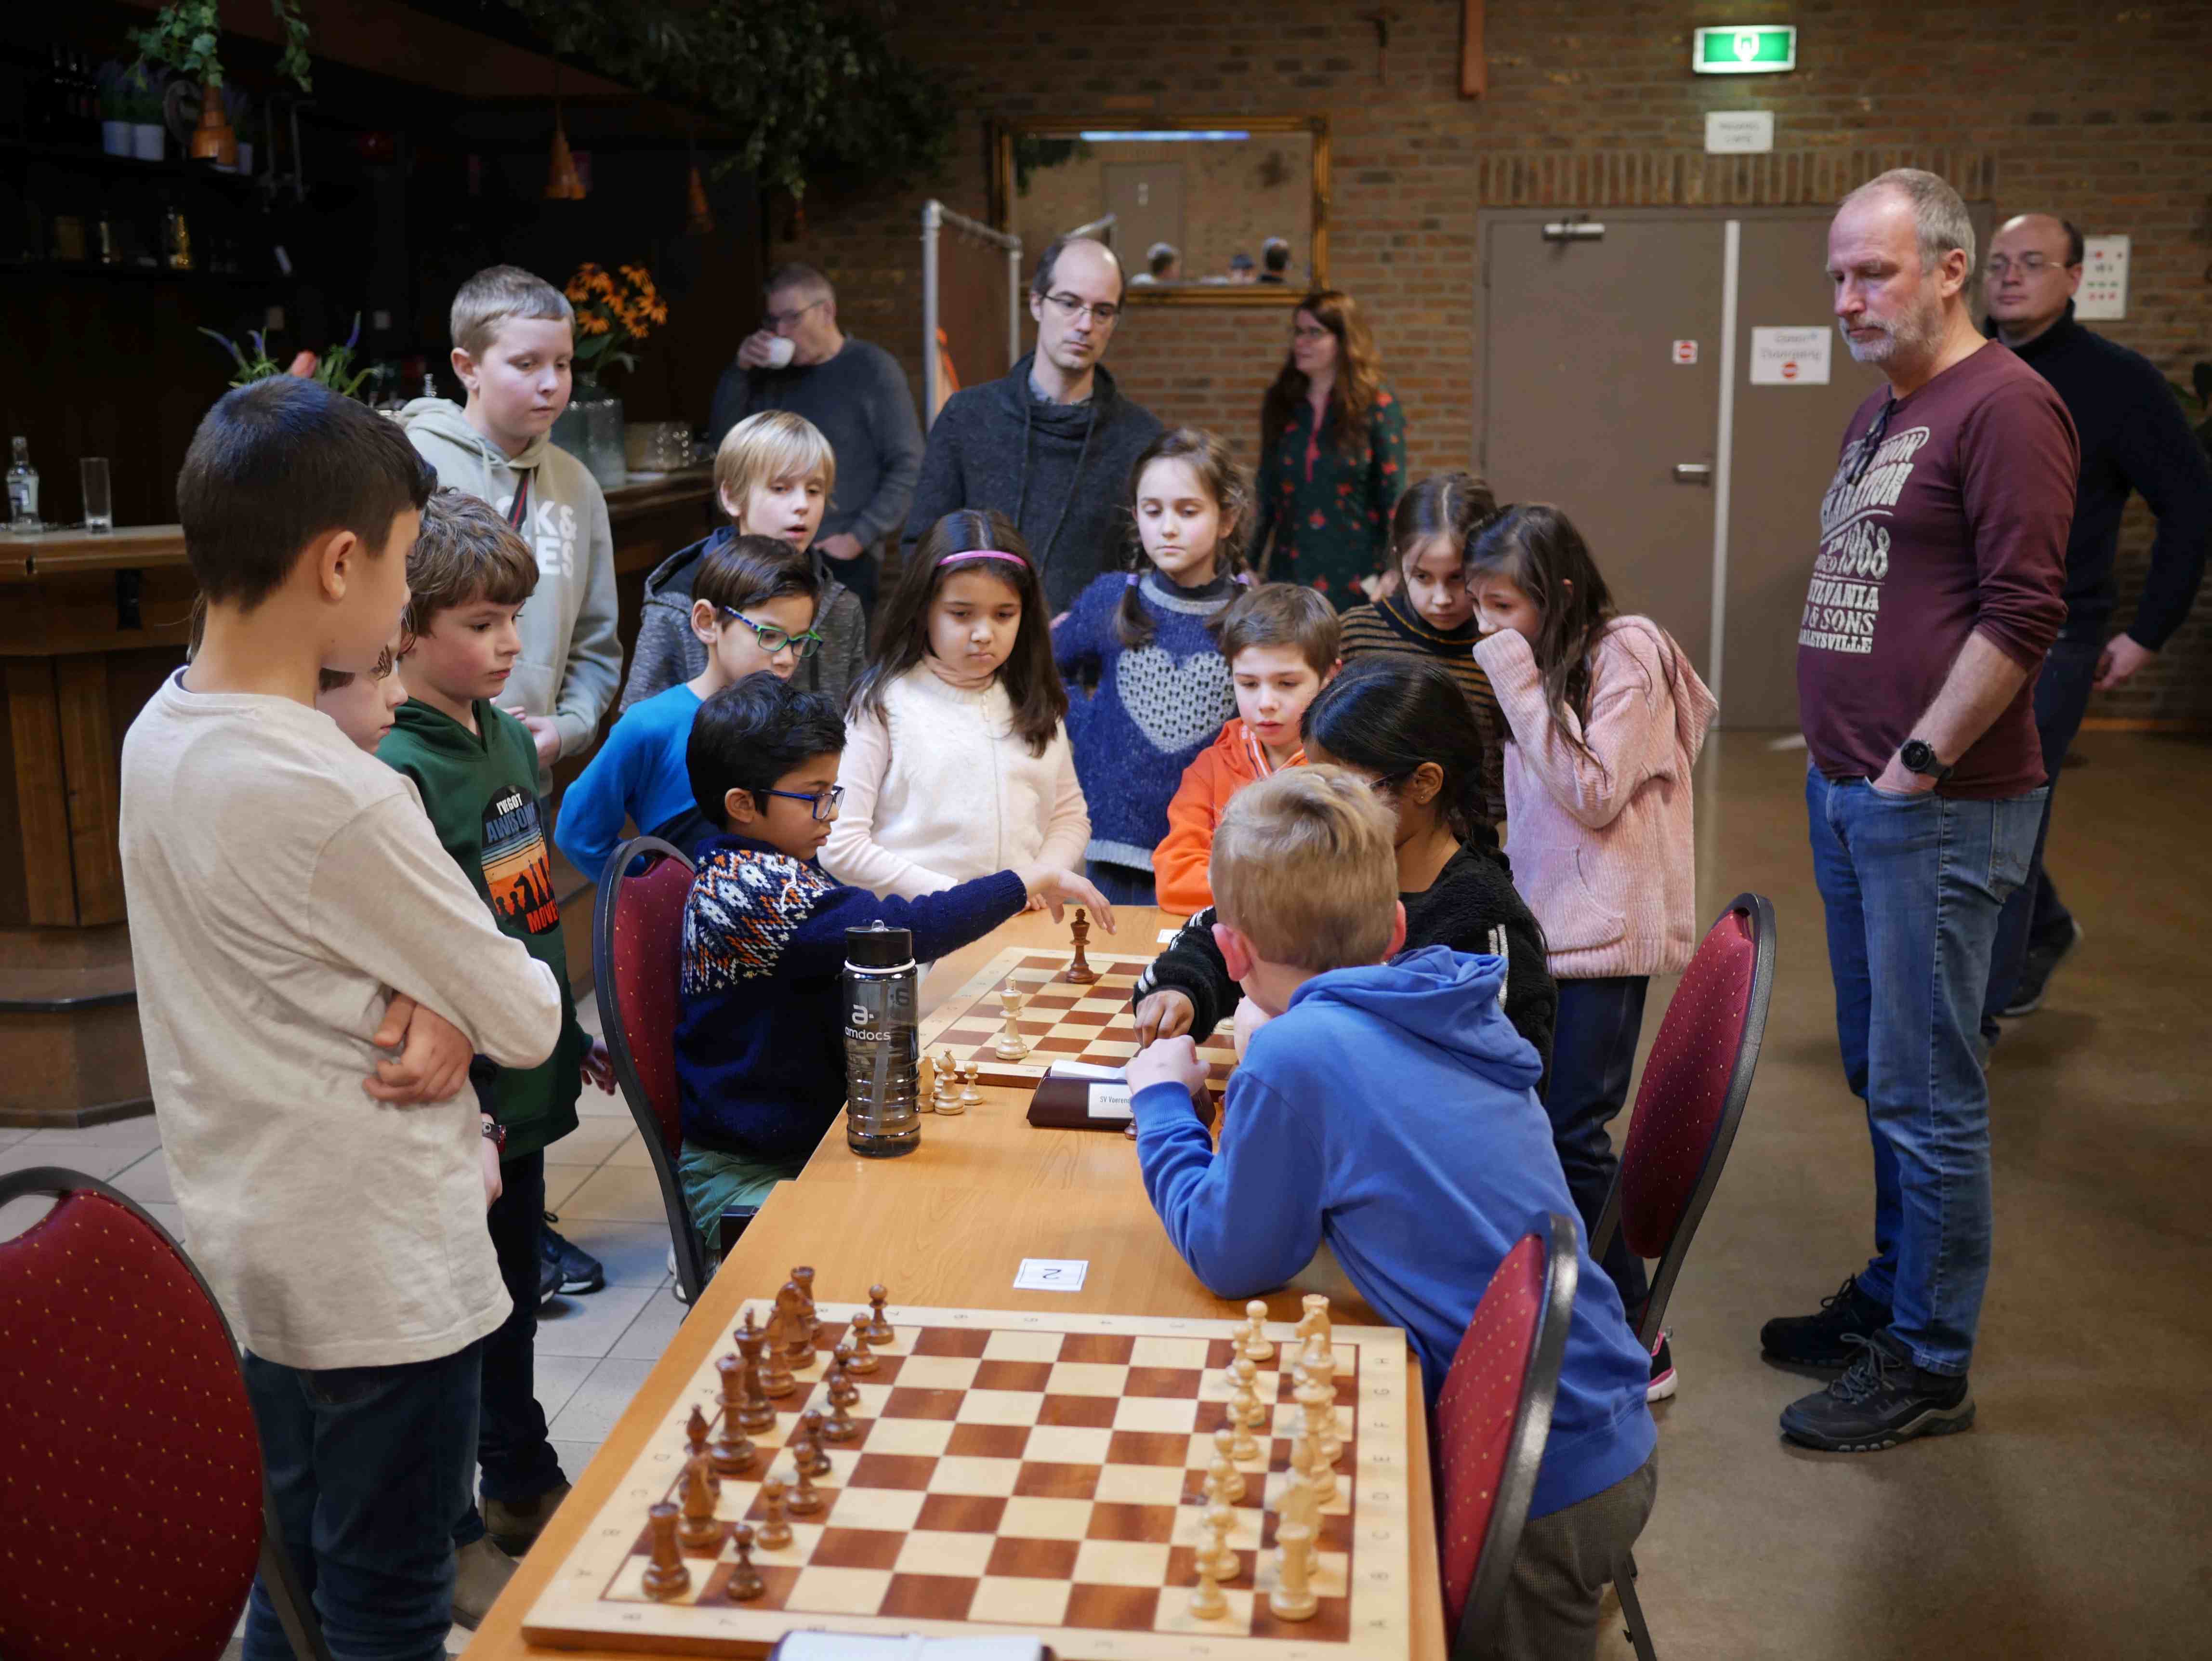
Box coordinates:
[1053,569,1238,872]
[675,834,1026,1161]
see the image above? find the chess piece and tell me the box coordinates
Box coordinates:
[1268,1521,1319,1621]
[936,1058,966,1117]
[795,1411,832,1476]
[864,1284,895,1346]
[1294,1365,1342,1467]
[993,979,1033,1060]
[685,1404,720,1491]
[757,1307,796,1399]
[1227,1408,1261,1464]
[1063,907,1098,984]
[641,1503,691,1599]
[755,1477,793,1549]
[845,1313,878,1374]
[1229,1357,1267,1428]
[711,1356,758,1475]
[1189,1554,1229,1621]
[1210,1426,1247,1502]
[736,1316,780,1428]
[917,1053,936,1113]
[792,1265,821,1343]
[1277,1462,1323,1572]
[822,1390,859,1444]
[959,1063,983,1111]
[1295,1416,1339,1508]
[778,1278,815,1367]
[1297,1293,1332,1348]
[1201,1498,1239,1582]
[826,1349,860,1406]
[724,1523,765,1599]
[786,1459,824,1516]
[936,1050,960,1109]
[1240,1299,1275,1362]
[679,1453,722,1550]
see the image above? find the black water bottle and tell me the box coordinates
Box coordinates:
[843,923,920,1158]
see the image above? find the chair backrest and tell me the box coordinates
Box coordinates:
[591,835,707,1301]
[1435,1211,1580,1650]
[1595,890,1777,1345]
[0,1169,268,1661]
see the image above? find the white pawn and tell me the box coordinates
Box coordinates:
[1190,1553,1229,1621]
[1239,1298,1274,1362]
[1298,1419,1340,1508]
[1294,1365,1343,1467]
[1209,1428,1246,1504]
[1200,1498,1239,1582]
[1229,1357,1267,1429]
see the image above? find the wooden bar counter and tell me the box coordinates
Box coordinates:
[473,905,1448,1660]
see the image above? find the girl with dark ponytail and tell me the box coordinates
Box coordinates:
[1134,655,1557,1087]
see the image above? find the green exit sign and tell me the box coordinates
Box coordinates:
[1692,25,1798,74]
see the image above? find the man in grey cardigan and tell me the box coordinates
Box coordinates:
[903,237,1163,615]
[708,263,924,613]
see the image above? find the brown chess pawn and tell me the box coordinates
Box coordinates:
[685,1404,720,1491]
[1063,907,1098,984]
[724,1523,765,1601]
[678,1453,722,1551]
[864,1284,895,1346]
[641,1503,691,1599]
[785,1460,824,1516]
[710,1357,758,1476]
[844,1314,878,1374]
[755,1476,794,1549]
[821,1389,860,1445]
[826,1350,861,1407]
[795,1410,833,1476]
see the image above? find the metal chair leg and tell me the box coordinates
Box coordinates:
[1612,1548,1658,1661]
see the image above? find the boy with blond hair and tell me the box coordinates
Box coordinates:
[1127,767,1656,1660]
[1152,582,1342,912]
[375,488,613,1614]
[622,409,868,712]
[123,379,563,1658]
[400,265,622,786]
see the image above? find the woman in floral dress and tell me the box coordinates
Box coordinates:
[1250,289,1409,610]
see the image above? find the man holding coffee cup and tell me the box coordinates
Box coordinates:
[708,262,925,612]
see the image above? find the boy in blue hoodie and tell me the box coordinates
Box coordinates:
[1126,766,1656,1660]
[674,673,1114,1249]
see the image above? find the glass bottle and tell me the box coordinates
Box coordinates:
[8,438,41,532]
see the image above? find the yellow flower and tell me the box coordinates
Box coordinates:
[579,313,610,336]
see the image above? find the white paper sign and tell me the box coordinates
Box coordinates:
[1014,1258,1088,1292]
[1672,339,1699,365]
[1749,326,1832,385]
[1705,111,1775,154]
[1085,1083,1133,1122]
[2076,235,2129,320]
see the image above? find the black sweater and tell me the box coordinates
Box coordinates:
[1134,844,1557,1092]
[1993,304,2212,646]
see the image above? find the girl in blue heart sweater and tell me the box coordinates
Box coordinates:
[1052,427,1251,905]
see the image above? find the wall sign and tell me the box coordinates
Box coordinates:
[1672,339,1700,365]
[1749,326,1832,385]
[1705,111,1776,153]
[1692,25,1797,74]
[2076,235,2130,320]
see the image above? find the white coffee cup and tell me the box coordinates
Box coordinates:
[764,335,797,369]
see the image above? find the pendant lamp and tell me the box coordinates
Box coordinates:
[544,63,586,200]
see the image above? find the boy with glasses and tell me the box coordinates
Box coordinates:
[673,673,1111,1249]
[904,236,1163,613]
[555,535,822,880]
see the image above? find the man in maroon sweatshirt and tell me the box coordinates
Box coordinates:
[1768,170,2075,1452]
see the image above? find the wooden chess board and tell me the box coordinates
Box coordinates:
[522,1300,1415,1659]
[915,949,1239,1094]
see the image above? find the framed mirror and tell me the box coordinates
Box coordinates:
[994,115,1329,305]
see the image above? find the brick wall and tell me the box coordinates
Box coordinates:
[790,0,2212,722]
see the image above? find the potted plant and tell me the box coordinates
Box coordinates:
[554,263,668,489]
[132,0,312,168]
[122,65,167,162]
[199,315,375,400]
[97,64,132,157]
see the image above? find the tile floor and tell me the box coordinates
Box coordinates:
[0,1013,688,1656]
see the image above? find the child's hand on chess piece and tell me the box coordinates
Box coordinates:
[581,1037,616,1094]
[1127,1034,1210,1105]
[1014,865,1116,932]
[1133,989,1196,1045]
[364,991,473,1105]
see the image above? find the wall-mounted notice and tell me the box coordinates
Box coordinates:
[1705,111,1775,153]
[1749,326,1832,385]
[2076,235,2130,320]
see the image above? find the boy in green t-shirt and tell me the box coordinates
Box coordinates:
[377,488,613,1615]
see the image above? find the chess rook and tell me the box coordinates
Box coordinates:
[640,1503,690,1600]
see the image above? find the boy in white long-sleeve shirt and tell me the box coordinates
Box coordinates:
[121,379,565,1661]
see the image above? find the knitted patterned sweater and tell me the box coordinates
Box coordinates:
[1053,570,1238,872]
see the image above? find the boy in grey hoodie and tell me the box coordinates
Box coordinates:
[400,266,622,787]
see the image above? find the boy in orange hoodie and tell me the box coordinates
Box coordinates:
[1152,583,1341,912]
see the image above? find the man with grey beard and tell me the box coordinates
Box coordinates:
[1765,170,2076,1452]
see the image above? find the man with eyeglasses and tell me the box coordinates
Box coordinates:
[709,262,925,613]
[1773,171,2076,1454]
[903,236,1163,614]
[1976,212,2212,1034]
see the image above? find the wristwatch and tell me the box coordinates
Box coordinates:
[481,1115,507,1154]
[1899,739,1953,782]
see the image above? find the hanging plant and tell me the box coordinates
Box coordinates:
[132,0,314,92]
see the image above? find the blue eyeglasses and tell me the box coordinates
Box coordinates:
[763,785,844,821]
[720,607,824,659]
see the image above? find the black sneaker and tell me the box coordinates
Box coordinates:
[540,1213,605,1295]
[2000,918,2082,1017]
[1760,1275,1892,1369]
[1779,1330,1975,1451]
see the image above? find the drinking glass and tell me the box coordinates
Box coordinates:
[79,458,112,534]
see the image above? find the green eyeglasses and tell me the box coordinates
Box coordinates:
[721,607,824,659]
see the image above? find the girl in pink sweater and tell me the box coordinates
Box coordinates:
[1469,504,1717,1399]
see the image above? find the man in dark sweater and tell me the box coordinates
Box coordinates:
[709,263,925,613]
[903,237,1163,615]
[1978,213,2212,1031]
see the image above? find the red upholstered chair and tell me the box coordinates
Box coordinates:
[0,1166,330,1661]
[1591,890,1777,1347]
[591,835,708,1303]
[1435,1211,1579,1657]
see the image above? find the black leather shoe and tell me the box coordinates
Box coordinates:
[1761,1275,1892,1369]
[1779,1331,1974,1452]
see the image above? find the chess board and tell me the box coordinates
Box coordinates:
[916,949,1238,1094]
[523,1300,1415,1659]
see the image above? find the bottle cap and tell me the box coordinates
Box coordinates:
[844,923,914,969]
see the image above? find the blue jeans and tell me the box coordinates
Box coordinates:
[243,1340,484,1661]
[1544,976,1652,1321]
[1806,767,2044,1374]
[453,1151,566,1548]
[1982,636,2101,1035]
[1086,859,1159,908]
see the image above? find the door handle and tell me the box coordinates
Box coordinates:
[1672,463,1713,485]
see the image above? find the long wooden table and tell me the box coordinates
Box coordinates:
[472,905,1447,1659]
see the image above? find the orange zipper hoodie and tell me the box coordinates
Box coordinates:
[1151,718,1307,914]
